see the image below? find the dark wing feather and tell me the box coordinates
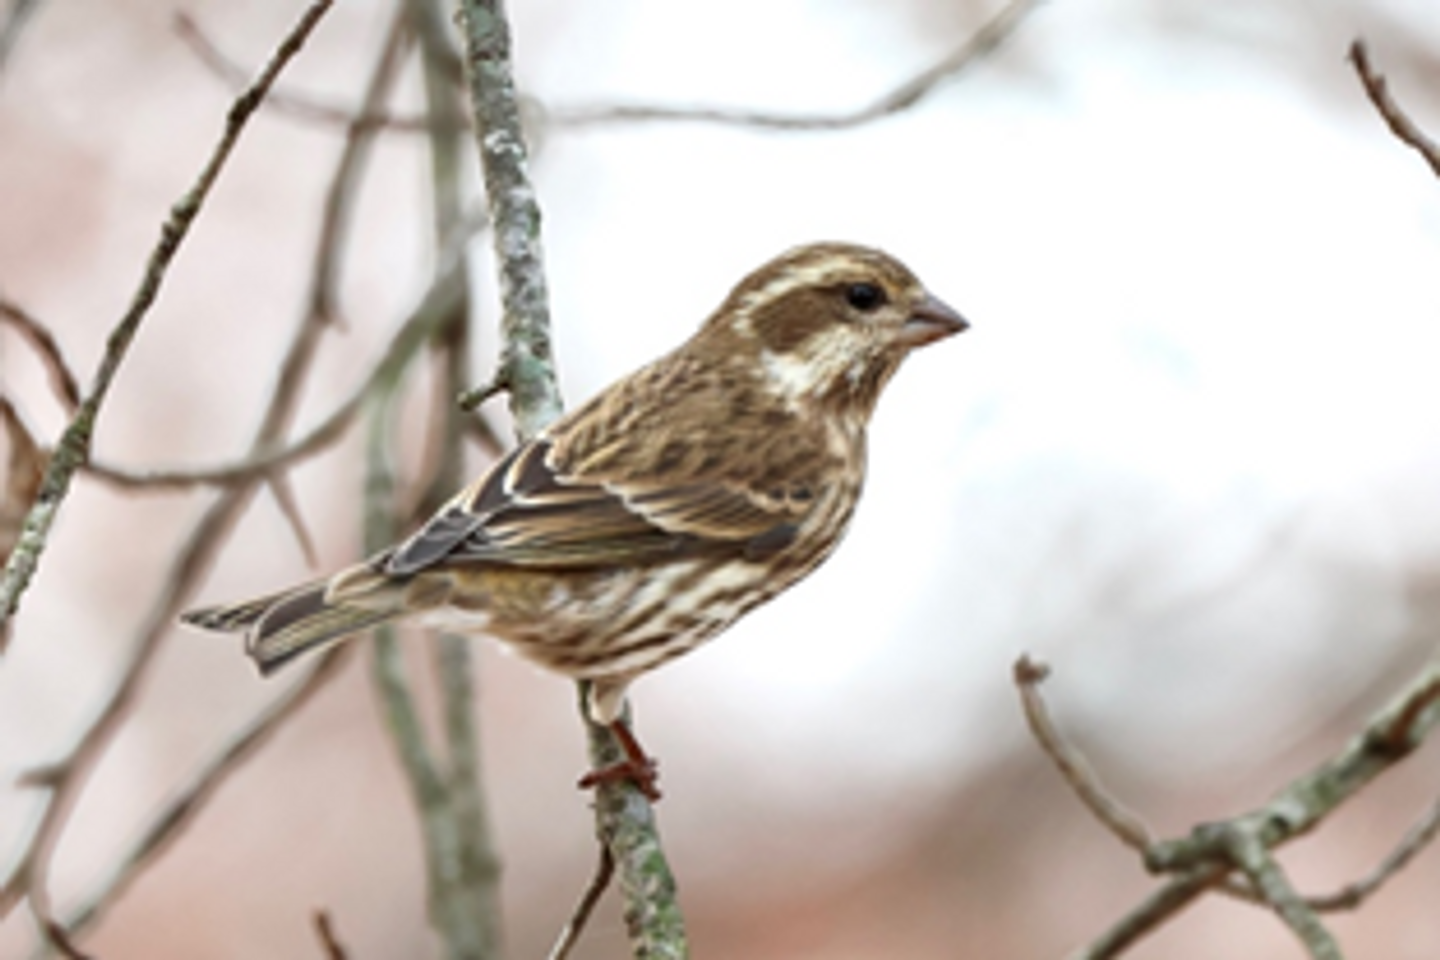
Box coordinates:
[385,428,820,575]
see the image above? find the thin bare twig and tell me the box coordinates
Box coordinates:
[173,11,445,135]
[549,0,1042,132]
[0,298,80,412]
[548,844,615,960]
[1013,655,1152,849]
[1349,39,1440,180]
[0,0,336,642]
[1309,792,1440,911]
[1069,866,1226,960]
[57,649,351,937]
[80,246,469,495]
[0,396,44,651]
[40,919,92,960]
[81,406,356,490]
[0,397,46,528]
[313,910,350,960]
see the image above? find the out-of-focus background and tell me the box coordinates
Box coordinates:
[3,0,1440,956]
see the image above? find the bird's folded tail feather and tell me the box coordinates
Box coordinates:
[182,577,404,675]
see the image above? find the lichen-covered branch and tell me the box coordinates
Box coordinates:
[582,691,689,958]
[452,3,689,956]
[453,0,562,438]
[0,0,335,644]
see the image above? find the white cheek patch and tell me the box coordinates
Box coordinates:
[760,328,865,404]
[761,348,827,402]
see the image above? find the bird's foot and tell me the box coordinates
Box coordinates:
[578,757,661,801]
[578,720,662,802]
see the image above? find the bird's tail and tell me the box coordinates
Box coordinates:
[182,575,402,675]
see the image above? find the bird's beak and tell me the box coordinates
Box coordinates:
[896,293,969,348]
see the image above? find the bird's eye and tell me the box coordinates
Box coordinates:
[844,282,886,312]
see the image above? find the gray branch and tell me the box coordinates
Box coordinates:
[365,3,505,956]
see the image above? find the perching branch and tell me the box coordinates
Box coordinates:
[453,2,689,956]
[581,690,689,958]
[0,0,336,644]
[454,0,563,437]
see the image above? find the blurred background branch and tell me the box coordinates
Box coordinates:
[0,0,336,642]
[365,1,504,956]
[0,0,344,947]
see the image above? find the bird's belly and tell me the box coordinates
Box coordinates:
[449,558,790,680]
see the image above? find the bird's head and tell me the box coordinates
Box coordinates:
[701,242,968,419]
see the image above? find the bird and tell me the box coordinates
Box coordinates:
[182,242,968,799]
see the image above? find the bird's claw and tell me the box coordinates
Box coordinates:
[578,757,662,802]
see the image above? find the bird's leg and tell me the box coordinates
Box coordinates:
[578,719,661,802]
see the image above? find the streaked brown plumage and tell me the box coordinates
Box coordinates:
[183,242,967,796]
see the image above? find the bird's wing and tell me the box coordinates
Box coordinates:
[384,435,821,575]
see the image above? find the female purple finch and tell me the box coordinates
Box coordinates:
[184,242,967,797]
